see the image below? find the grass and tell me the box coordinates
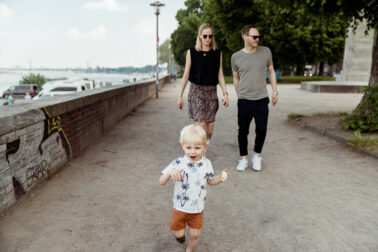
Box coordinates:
[223,75,335,84]
[278,76,335,83]
[348,135,378,152]
[312,111,349,117]
[224,76,233,84]
[287,113,305,121]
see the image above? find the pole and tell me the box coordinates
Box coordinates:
[150,1,164,98]
[156,12,159,98]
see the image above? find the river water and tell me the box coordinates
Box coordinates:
[0,70,156,96]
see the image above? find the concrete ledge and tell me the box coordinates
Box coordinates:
[290,120,378,159]
[301,81,367,93]
[0,76,170,213]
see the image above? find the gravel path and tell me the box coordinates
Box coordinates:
[1,81,377,252]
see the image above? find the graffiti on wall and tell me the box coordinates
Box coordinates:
[5,139,20,163]
[39,107,72,159]
[26,160,50,186]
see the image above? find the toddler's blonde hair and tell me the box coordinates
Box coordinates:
[180,124,209,145]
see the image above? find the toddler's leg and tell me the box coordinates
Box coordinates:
[173,229,185,244]
[186,228,201,252]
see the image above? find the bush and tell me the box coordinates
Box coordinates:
[341,85,378,133]
[19,73,46,90]
[223,75,335,84]
[277,76,335,83]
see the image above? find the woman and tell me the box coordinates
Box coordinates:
[178,23,229,140]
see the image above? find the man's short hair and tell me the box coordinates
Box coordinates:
[242,25,257,36]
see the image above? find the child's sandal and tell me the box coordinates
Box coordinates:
[175,235,186,244]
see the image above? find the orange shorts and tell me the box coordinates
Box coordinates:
[170,208,204,231]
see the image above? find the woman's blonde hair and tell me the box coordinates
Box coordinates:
[180,124,209,145]
[195,23,217,51]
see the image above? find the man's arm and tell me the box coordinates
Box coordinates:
[233,71,240,95]
[267,65,278,105]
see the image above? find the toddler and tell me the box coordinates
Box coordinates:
[159,124,229,252]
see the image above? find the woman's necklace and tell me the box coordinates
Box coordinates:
[202,47,210,56]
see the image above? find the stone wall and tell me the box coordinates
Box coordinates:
[0,77,170,212]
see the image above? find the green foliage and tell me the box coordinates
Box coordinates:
[287,113,305,121]
[159,39,171,65]
[256,0,348,70]
[342,86,378,132]
[347,131,378,152]
[277,76,335,83]
[224,76,233,84]
[19,73,46,90]
[170,0,204,67]
[312,111,349,116]
[171,14,201,66]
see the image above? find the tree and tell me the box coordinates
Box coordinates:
[159,39,171,65]
[19,73,46,90]
[201,0,348,74]
[171,0,204,68]
[272,0,377,131]
[171,14,201,67]
[202,0,264,75]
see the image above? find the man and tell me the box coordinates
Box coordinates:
[231,24,278,172]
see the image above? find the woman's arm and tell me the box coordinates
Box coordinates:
[178,50,192,110]
[218,52,229,107]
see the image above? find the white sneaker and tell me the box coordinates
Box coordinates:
[236,159,248,171]
[252,155,262,171]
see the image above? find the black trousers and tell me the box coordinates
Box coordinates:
[237,98,269,156]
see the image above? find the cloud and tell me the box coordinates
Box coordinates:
[137,18,155,35]
[0,4,13,24]
[82,0,128,12]
[68,25,107,39]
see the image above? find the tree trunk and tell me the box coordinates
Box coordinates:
[314,63,319,76]
[328,64,335,77]
[318,62,324,76]
[296,64,304,76]
[368,31,378,88]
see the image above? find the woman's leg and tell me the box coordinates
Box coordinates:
[195,122,215,140]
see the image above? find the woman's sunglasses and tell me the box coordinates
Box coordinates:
[202,34,213,39]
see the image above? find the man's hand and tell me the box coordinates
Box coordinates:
[272,94,278,106]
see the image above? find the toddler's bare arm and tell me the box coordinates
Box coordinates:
[159,169,183,185]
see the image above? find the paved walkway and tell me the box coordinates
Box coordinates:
[1,80,377,252]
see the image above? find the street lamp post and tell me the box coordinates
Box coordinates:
[150,1,165,98]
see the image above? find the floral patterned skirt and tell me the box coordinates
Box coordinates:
[188,83,219,123]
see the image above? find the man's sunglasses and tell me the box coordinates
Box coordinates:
[248,35,261,40]
[202,34,213,39]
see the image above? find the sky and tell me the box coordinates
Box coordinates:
[0,0,185,68]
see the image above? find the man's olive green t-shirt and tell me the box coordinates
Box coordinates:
[231,46,273,100]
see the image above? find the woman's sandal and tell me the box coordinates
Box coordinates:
[175,235,186,244]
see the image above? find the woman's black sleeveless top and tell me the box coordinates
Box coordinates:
[189,48,220,86]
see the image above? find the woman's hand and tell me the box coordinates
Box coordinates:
[178,96,184,110]
[222,94,229,107]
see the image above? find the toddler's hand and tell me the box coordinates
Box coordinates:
[170,169,184,182]
[220,169,229,182]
